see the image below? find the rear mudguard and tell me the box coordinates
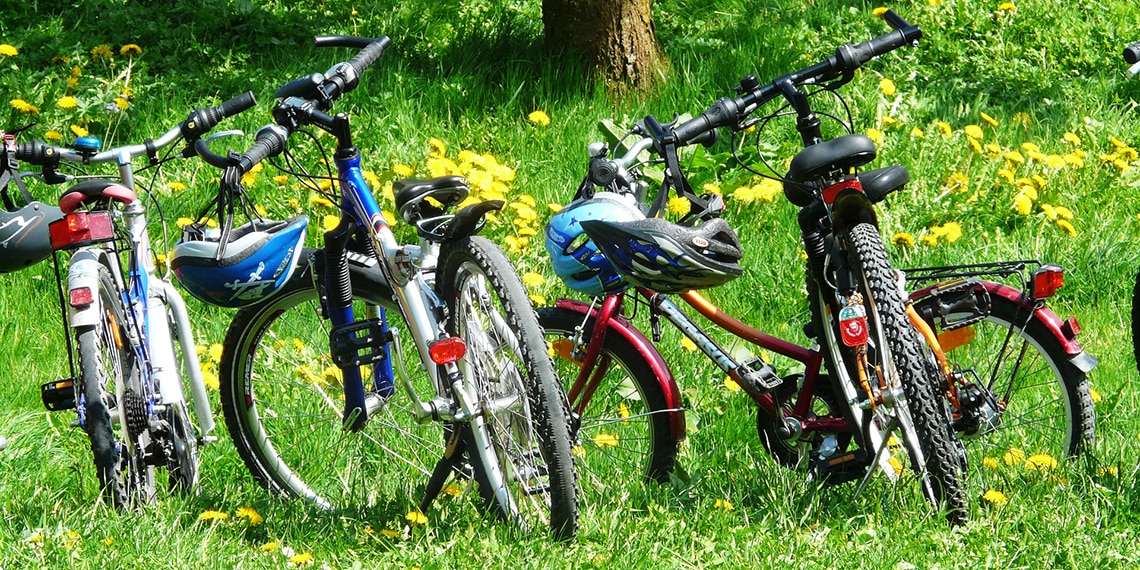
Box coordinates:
[909,279,1096,373]
[554,297,687,442]
[65,249,107,329]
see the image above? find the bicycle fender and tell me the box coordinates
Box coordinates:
[65,249,106,329]
[910,279,1096,372]
[829,189,878,233]
[554,297,687,442]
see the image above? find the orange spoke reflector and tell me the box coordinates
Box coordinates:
[937,326,976,353]
[429,337,466,364]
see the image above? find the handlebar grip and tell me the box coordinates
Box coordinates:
[238,125,289,173]
[672,97,741,147]
[182,91,257,139]
[880,9,910,31]
[13,140,60,166]
[1125,41,1140,65]
[345,36,391,79]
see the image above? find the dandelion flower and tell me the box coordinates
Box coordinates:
[1025,453,1058,471]
[667,195,691,217]
[1013,194,1033,216]
[114,96,130,111]
[198,509,229,522]
[527,110,551,127]
[236,506,264,526]
[572,445,586,459]
[1055,219,1076,236]
[892,232,915,249]
[982,489,1008,506]
[10,99,40,115]
[943,172,969,192]
[879,78,897,97]
[724,377,741,392]
[996,169,1015,184]
[982,457,999,469]
[288,552,314,566]
[262,541,279,552]
[935,121,953,137]
[871,7,889,18]
[1063,132,1081,146]
[56,96,78,110]
[0,44,18,57]
[70,124,88,137]
[1089,385,1101,403]
[119,44,142,56]
[980,112,999,127]
[593,433,619,448]
[714,498,735,510]
[406,510,428,525]
[90,44,113,60]
[997,2,1017,13]
[910,127,924,138]
[308,194,334,208]
[428,137,447,158]
[866,127,883,145]
[521,272,545,288]
[680,337,698,352]
[1100,466,1117,477]
[208,343,224,363]
[963,124,983,140]
[45,130,63,141]
[393,163,414,178]
[381,528,400,538]
[321,214,340,232]
[1004,150,1025,165]
[1003,447,1025,466]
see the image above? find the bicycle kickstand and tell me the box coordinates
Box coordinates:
[418,426,468,514]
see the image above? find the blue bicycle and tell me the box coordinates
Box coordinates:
[183,36,578,538]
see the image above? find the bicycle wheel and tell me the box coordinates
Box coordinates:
[219,256,450,511]
[912,289,1095,460]
[832,222,967,524]
[1132,269,1140,373]
[436,236,577,540]
[537,305,678,501]
[74,261,154,507]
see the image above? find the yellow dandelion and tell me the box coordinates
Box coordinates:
[980,112,999,127]
[288,552,314,566]
[879,78,897,97]
[982,489,1008,506]
[714,498,735,510]
[119,44,142,56]
[667,195,691,217]
[527,110,551,127]
[680,337,698,352]
[406,510,428,525]
[1025,453,1059,471]
[90,44,113,60]
[1055,219,1076,236]
[70,124,88,137]
[724,376,741,392]
[1053,205,1073,220]
[261,541,279,552]
[985,142,1004,158]
[910,127,924,138]
[1110,135,1128,149]
[1004,150,1025,165]
[521,272,545,288]
[236,506,264,526]
[528,293,547,305]
[872,7,889,17]
[1012,112,1031,125]
[967,138,983,154]
[45,130,63,141]
[702,182,722,195]
[166,181,188,193]
[983,457,999,469]
[1063,132,1081,146]
[572,445,586,459]
[1041,203,1058,220]
[308,194,334,208]
[10,99,40,115]
[57,96,78,110]
[0,44,18,57]
[197,509,229,522]
[943,172,969,192]
[208,343,224,363]
[1089,385,1101,403]
[428,137,447,158]
[114,97,130,110]
[593,433,619,448]
[202,369,219,391]
[997,2,1017,13]
[321,214,340,232]
[964,124,983,140]
[1100,466,1117,477]
[1013,194,1033,216]
[866,127,883,145]
[1003,447,1026,466]
[892,232,915,249]
[920,234,940,247]
[935,121,953,137]
[380,528,400,538]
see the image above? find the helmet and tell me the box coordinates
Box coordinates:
[580,216,744,294]
[171,216,308,308]
[0,201,63,274]
[544,192,644,296]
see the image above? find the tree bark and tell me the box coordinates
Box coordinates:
[542,0,667,91]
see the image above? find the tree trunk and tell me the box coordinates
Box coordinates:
[542,0,667,91]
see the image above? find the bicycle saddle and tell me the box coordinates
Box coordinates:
[393,176,469,223]
[59,180,136,214]
[783,164,909,208]
[786,134,878,184]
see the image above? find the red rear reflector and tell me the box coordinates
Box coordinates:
[429,337,467,364]
[1030,264,1064,300]
[69,287,94,307]
[49,211,114,250]
[1061,316,1081,339]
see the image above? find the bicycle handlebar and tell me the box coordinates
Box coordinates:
[672,9,921,146]
[12,91,256,170]
[1125,41,1140,65]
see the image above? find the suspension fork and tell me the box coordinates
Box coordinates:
[322,219,370,430]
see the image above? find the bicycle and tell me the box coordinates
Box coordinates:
[0,92,256,506]
[541,10,972,523]
[188,36,577,538]
[541,11,1098,525]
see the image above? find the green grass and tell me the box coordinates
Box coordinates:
[3,0,1140,567]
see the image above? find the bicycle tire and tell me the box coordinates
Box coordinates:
[435,236,578,540]
[537,306,678,498]
[838,222,967,524]
[1132,269,1140,374]
[912,290,1095,460]
[75,262,154,507]
[219,256,452,511]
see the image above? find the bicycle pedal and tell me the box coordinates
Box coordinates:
[329,318,393,368]
[41,379,77,411]
[736,356,783,392]
[813,449,871,486]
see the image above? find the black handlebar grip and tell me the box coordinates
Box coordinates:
[345,36,391,79]
[238,125,289,173]
[1125,41,1140,65]
[13,140,59,166]
[881,9,909,31]
[672,97,741,147]
[182,91,257,139]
